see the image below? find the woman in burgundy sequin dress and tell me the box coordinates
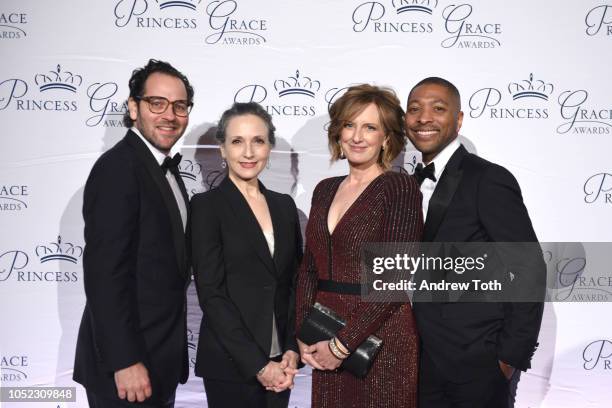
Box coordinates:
[296,84,423,407]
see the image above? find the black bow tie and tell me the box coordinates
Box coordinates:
[414,162,436,186]
[161,153,182,176]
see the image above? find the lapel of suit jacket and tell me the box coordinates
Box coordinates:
[423,144,466,242]
[125,130,187,277]
[262,185,286,275]
[176,165,190,271]
[218,176,277,277]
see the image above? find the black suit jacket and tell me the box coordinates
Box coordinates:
[190,176,302,382]
[413,144,544,382]
[73,130,190,402]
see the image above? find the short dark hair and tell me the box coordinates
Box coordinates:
[215,102,276,146]
[123,59,194,127]
[328,84,406,170]
[408,77,461,110]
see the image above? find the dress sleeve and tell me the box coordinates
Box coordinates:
[336,174,423,351]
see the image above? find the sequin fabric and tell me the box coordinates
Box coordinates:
[296,172,423,408]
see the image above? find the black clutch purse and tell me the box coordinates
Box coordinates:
[298,302,383,378]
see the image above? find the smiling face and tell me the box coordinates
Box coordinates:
[128,72,189,154]
[220,114,272,183]
[339,102,386,170]
[405,83,463,163]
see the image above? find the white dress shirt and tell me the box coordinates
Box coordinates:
[132,128,188,231]
[420,138,461,222]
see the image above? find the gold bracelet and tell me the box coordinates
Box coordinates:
[333,337,350,356]
[328,338,348,360]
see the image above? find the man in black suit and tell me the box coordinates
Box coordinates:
[74,59,193,408]
[407,77,544,407]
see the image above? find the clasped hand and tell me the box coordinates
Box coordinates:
[297,339,343,371]
[257,350,299,392]
[114,362,152,403]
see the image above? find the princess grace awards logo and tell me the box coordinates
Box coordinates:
[1,355,29,382]
[441,3,501,48]
[86,81,127,127]
[469,73,611,135]
[0,12,27,39]
[35,65,82,93]
[557,89,612,134]
[0,64,127,127]
[113,0,199,28]
[584,173,612,204]
[0,236,81,283]
[585,5,612,37]
[204,0,268,45]
[349,2,501,48]
[582,340,612,370]
[351,0,436,34]
[36,236,83,264]
[0,185,28,211]
[234,70,321,117]
[0,64,80,112]
[469,73,552,120]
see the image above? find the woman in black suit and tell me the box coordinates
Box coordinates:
[190,102,302,408]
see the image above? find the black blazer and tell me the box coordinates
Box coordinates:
[413,145,544,381]
[73,130,190,402]
[190,176,302,382]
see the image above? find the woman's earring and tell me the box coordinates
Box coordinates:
[221,159,226,169]
[339,143,346,159]
[266,158,271,169]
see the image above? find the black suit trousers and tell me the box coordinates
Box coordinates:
[419,344,511,408]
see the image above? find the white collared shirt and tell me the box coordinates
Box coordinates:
[132,127,188,231]
[420,138,460,222]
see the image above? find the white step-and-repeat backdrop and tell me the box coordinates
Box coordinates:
[1,1,611,407]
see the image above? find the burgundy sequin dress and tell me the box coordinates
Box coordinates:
[296,172,423,408]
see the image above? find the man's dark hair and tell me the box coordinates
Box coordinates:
[123,59,194,127]
[408,76,461,110]
[215,102,276,146]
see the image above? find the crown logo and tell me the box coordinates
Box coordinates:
[393,0,438,15]
[35,235,83,264]
[508,73,554,101]
[274,70,321,98]
[156,0,201,10]
[34,65,83,93]
[179,160,202,181]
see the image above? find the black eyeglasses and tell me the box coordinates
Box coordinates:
[136,96,193,117]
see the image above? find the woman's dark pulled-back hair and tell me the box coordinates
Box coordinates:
[215,102,276,147]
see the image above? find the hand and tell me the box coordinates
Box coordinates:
[298,339,323,370]
[309,340,343,371]
[280,350,299,377]
[114,362,152,402]
[498,360,516,380]
[256,361,290,392]
[267,351,300,392]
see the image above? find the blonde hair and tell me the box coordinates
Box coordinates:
[328,84,406,169]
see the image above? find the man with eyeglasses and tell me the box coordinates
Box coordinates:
[74,59,193,408]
